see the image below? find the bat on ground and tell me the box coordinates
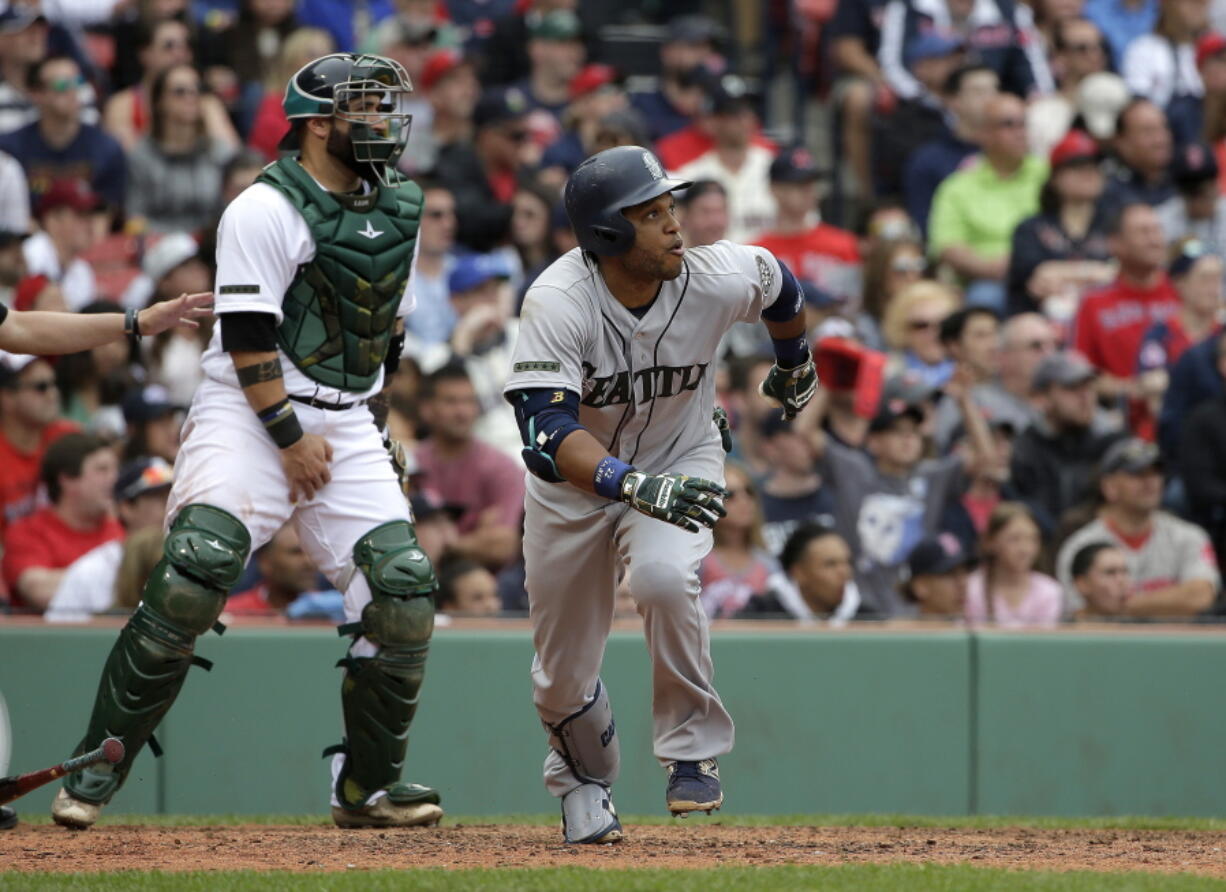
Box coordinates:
[0,738,124,805]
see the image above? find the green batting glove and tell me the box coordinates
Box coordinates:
[620,471,730,533]
[758,358,818,420]
[713,407,733,453]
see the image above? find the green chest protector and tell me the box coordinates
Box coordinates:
[257,157,422,392]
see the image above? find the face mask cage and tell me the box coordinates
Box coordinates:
[333,55,414,183]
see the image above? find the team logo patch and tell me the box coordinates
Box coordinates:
[219,284,260,294]
[514,360,562,372]
[642,151,664,180]
[357,220,384,240]
[755,256,775,293]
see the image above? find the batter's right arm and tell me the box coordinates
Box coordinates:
[507,388,728,534]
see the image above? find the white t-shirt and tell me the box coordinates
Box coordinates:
[674,146,777,243]
[44,539,124,622]
[0,150,29,235]
[22,231,96,310]
[200,178,418,404]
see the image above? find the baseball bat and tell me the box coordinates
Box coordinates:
[0,738,124,805]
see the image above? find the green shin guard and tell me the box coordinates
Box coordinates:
[333,522,437,811]
[65,505,251,805]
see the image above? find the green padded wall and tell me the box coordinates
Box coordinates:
[3,625,1222,818]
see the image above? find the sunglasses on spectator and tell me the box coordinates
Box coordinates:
[892,257,925,273]
[43,75,84,92]
[907,318,941,332]
[505,128,530,143]
[160,38,188,51]
[169,85,200,97]
[19,379,57,393]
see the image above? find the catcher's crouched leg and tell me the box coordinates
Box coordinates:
[330,521,442,829]
[547,680,622,843]
[56,505,250,828]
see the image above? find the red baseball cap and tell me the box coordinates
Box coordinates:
[569,63,618,101]
[1197,32,1226,68]
[36,179,101,217]
[420,49,466,91]
[1049,129,1099,168]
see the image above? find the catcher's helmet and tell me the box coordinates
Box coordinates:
[564,146,692,256]
[279,52,414,183]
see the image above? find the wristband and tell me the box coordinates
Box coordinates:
[594,455,633,500]
[257,398,304,449]
[124,307,143,343]
[771,335,809,370]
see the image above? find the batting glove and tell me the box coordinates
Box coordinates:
[758,358,818,420]
[620,471,729,534]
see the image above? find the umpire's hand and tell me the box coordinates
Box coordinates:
[282,433,333,502]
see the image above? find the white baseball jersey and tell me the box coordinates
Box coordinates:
[201,178,417,404]
[504,240,784,484]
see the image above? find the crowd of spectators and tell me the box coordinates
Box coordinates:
[2,0,1226,626]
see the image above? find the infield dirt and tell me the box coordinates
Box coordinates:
[3,824,1226,876]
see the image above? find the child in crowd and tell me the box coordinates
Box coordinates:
[698,463,776,619]
[965,503,1063,627]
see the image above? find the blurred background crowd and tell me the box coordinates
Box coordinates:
[1,0,1226,627]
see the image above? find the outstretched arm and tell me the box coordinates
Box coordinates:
[0,293,212,355]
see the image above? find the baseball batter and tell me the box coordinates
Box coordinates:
[53,53,443,830]
[504,146,818,843]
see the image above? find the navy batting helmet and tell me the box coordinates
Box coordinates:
[564,146,692,256]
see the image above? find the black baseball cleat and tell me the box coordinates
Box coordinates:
[0,806,17,830]
[665,759,723,816]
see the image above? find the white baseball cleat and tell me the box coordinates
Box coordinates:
[51,788,102,830]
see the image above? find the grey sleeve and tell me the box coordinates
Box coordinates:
[504,285,588,396]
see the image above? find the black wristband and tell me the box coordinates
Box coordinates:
[257,398,304,449]
[124,307,142,342]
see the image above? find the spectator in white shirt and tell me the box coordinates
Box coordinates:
[1123,0,1210,144]
[674,76,777,241]
[21,179,97,310]
[45,456,173,622]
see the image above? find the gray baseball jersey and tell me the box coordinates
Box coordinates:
[504,240,784,799]
[505,241,783,476]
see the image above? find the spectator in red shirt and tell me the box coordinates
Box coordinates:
[414,363,524,570]
[0,352,76,536]
[1073,202,1180,398]
[2,432,121,611]
[752,146,862,303]
[225,523,322,616]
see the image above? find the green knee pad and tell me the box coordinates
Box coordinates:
[65,505,250,805]
[333,522,436,810]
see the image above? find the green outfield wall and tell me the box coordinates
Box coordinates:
[0,625,1223,818]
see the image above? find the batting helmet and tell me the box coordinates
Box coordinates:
[564,146,692,256]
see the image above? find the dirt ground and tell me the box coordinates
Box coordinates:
[3,823,1226,876]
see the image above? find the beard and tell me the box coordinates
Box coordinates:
[623,244,684,282]
[326,126,379,184]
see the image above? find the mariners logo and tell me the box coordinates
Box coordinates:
[756,256,774,293]
[642,151,664,180]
